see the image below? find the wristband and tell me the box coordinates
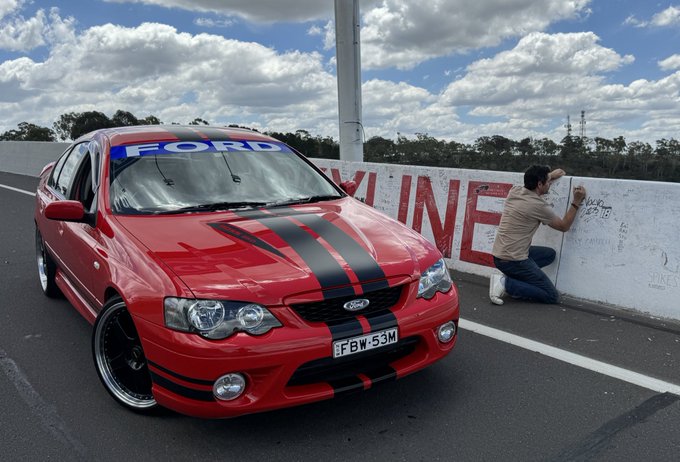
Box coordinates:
[571,202,579,209]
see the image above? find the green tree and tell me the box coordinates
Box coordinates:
[140,115,162,125]
[0,122,56,141]
[189,117,209,125]
[53,112,78,141]
[111,110,140,127]
[70,111,113,139]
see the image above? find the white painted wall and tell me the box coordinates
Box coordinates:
[1,142,678,320]
[313,159,680,321]
[0,141,69,176]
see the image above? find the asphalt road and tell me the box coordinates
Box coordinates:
[1,171,679,461]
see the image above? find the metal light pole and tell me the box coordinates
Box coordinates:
[334,0,364,162]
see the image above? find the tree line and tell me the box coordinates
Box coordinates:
[1,110,678,182]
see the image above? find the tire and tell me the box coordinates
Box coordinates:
[92,297,157,412]
[35,228,61,297]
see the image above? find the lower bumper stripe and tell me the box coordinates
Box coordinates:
[150,372,214,402]
[363,365,397,384]
[148,360,214,386]
[329,376,364,396]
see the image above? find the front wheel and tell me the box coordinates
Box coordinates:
[92,297,157,412]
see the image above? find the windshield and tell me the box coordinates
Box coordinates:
[109,141,341,214]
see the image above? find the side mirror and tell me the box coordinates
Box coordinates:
[45,200,85,222]
[340,180,357,196]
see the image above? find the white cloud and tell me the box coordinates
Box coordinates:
[624,6,680,28]
[659,54,680,71]
[0,22,341,135]
[194,17,234,28]
[0,0,22,20]
[433,32,680,143]
[0,8,46,51]
[623,14,646,28]
[443,32,634,107]
[104,0,592,70]
[0,6,75,52]
[360,0,592,69]
[651,6,680,27]
[307,25,321,36]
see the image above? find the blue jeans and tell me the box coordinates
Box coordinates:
[493,246,560,304]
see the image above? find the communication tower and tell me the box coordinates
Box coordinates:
[564,115,572,137]
[579,110,586,140]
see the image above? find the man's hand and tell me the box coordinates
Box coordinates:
[572,185,586,205]
[549,169,566,181]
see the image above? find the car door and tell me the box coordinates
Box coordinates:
[44,141,101,308]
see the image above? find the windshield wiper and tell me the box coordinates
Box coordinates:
[155,201,268,214]
[269,194,342,207]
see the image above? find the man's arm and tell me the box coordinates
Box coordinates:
[549,185,587,232]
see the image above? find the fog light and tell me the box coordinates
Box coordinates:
[213,373,246,401]
[437,321,456,343]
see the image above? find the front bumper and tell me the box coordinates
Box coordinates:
[134,283,459,419]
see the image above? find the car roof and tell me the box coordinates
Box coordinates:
[90,125,278,147]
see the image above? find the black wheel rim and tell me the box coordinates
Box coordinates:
[94,302,156,408]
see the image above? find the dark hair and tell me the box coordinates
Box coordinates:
[524,165,550,190]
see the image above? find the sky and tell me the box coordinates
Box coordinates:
[0,0,679,144]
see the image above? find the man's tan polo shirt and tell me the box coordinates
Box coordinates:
[492,185,556,261]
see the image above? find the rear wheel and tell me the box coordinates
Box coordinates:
[92,297,157,412]
[35,228,61,297]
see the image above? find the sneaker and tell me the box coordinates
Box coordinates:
[489,273,506,305]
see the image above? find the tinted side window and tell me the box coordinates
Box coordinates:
[71,154,96,213]
[47,149,71,190]
[54,143,88,197]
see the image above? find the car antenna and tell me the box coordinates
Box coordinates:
[154,153,174,186]
[220,151,241,183]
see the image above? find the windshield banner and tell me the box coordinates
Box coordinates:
[110,140,293,159]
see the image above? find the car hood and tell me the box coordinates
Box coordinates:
[115,198,438,304]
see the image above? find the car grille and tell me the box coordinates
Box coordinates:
[289,284,404,324]
[287,337,419,387]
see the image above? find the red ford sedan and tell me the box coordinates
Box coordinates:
[34,125,459,418]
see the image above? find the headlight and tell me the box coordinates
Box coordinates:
[417,258,453,299]
[164,298,282,340]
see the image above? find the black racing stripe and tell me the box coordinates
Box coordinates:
[234,211,352,297]
[327,318,363,342]
[328,376,364,397]
[363,365,397,385]
[150,371,214,401]
[277,208,389,292]
[363,309,398,333]
[161,125,205,141]
[208,222,286,258]
[147,360,214,386]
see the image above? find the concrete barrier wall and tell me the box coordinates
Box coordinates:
[1,142,678,320]
[0,141,69,176]
[313,159,680,321]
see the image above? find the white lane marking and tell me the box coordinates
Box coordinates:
[0,348,90,458]
[0,183,36,196]
[459,318,680,396]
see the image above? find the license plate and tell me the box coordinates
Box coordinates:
[333,328,399,358]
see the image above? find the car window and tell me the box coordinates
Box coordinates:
[71,152,97,213]
[47,148,71,190]
[54,143,89,197]
[109,141,341,214]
